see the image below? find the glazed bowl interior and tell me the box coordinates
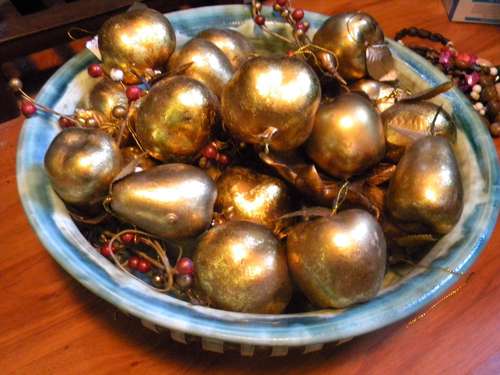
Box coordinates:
[16,5,500,349]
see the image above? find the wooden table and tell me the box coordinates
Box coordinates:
[1,1,499,374]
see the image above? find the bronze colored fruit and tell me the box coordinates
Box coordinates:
[221,56,321,151]
[313,12,385,80]
[197,28,254,70]
[216,167,290,229]
[306,93,385,178]
[98,8,176,84]
[135,76,219,162]
[194,221,292,313]
[168,38,233,97]
[382,101,457,155]
[44,128,121,206]
[386,136,463,234]
[287,209,387,308]
[350,79,407,112]
[78,79,128,121]
[110,164,217,240]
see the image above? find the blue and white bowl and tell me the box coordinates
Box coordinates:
[16,5,500,356]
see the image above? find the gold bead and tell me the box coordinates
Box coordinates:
[152,273,164,288]
[86,117,98,127]
[294,29,304,37]
[112,105,128,119]
[8,78,23,91]
[281,10,289,17]
[255,2,262,10]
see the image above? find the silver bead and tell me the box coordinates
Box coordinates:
[472,84,482,93]
[110,68,124,81]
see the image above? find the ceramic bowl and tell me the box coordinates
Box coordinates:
[17,5,500,356]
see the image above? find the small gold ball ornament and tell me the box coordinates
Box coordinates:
[98,8,176,84]
[221,56,321,151]
[135,76,219,162]
[78,79,128,121]
[44,128,122,206]
[194,221,292,313]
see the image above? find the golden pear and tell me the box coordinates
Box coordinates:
[287,209,387,308]
[197,28,254,70]
[216,167,290,229]
[135,76,219,162]
[98,8,176,84]
[44,128,121,206]
[194,221,292,313]
[221,56,321,151]
[306,93,385,178]
[386,136,463,234]
[78,78,128,121]
[313,12,385,80]
[110,164,217,240]
[168,38,233,97]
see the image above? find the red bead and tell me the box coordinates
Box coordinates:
[176,257,194,275]
[121,232,136,244]
[217,153,230,166]
[292,9,304,21]
[58,117,73,128]
[126,86,142,101]
[287,50,295,57]
[202,144,218,159]
[137,259,152,273]
[87,63,103,78]
[100,242,115,257]
[276,0,287,6]
[21,100,36,118]
[128,256,140,269]
[255,15,266,26]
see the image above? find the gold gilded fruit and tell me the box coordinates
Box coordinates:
[306,93,385,178]
[313,12,385,80]
[110,164,217,239]
[287,209,387,308]
[98,9,176,84]
[350,79,407,112]
[168,38,233,97]
[78,78,128,121]
[197,28,254,70]
[135,76,219,162]
[194,221,292,313]
[221,56,321,151]
[44,128,121,206]
[386,136,463,234]
[382,101,457,154]
[216,167,290,229]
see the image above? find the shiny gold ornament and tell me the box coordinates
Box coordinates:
[120,146,157,173]
[44,128,121,206]
[135,76,219,162]
[221,56,321,151]
[110,164,217,240]
[287,209,387,308]
[98,9,176,84]
[78,79,128,121]
[306,93,385,178]
[350,79,408,112]
[382,101,457,158]
[216,167,290,230]
[197,28,254,70]
[386,136,463,235]
[194,221,292,313]
[168,38,233,97]
[313,12,386,80]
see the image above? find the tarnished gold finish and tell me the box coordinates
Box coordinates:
[135,76,219,162]
[120,146,157,173]
[306,93,385,178]
[350,79,407,112]
[287,209,387,308]
[168,38,233,97]
[110,164,217,240]
[78,79,128,121]
[98,9,176,84]
[222,56,321,151]
[216,167,290,230]
[313,12,385,80]
[197,28,254,70]
[382,101,457,156]
[386,136,463,235]
[194,221,292,313]
[44,128,121,206]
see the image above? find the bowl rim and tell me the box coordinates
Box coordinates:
[16,4,500,347]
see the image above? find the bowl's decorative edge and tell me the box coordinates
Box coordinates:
[16,5,500,353]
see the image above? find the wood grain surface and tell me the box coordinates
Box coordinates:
[1,1,499,374]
